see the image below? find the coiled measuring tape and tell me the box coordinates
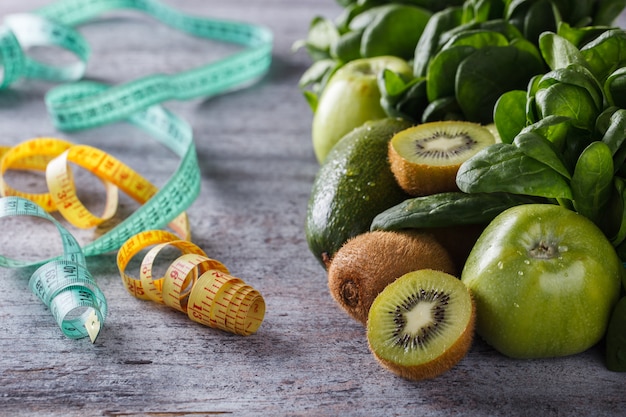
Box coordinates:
[0,196,106,342]
[0,0,273,341]
[117,230,266,336]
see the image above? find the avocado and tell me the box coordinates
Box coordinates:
[305,117,413,268]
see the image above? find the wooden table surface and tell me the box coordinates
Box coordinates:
[0,1,624,416]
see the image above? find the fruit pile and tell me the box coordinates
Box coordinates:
[297,0,626,380]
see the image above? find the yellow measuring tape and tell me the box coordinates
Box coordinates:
[0,137,190,236]
[0,0,272,341]
[117,230,265,336]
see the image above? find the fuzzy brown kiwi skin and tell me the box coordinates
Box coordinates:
[370,294,476,381]
[388,141,460,196]
[327,230,457,324]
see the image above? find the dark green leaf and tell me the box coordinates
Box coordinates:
[520,115,572,152]
[421,96,463,123]
[537,64,604,111]
[571,141,614,222]
[441,29,509,50]
[535,83,599,131]
[413,6,465,77]
[605,297,626,372]
[523,0,557,43]
[360,5,432,60]
[580,29,626,83]
[561,128,594,171]
[557,21,612,49]
[605,177,626,245]
[539,32,590,72]
[370,191,539,230]
[426,45,475,101]
[456,143,573,199]
[513,132,572,179]
[601,109,626,157]
[456,45,544,124]
[493,90,528,144]
[331,29,364,62]
[605,67,626,109]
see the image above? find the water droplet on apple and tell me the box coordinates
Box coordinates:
[558,245,568,252]
[497,261,504,269]
[513,302,520,308]
[523,259,530,265]
[518,271,524,276]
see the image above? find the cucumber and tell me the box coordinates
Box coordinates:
[305,117,413,268]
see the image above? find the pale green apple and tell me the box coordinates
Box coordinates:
[461,203,623,359]
[311,56,412,163]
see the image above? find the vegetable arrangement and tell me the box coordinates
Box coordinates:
[297,0,626,378]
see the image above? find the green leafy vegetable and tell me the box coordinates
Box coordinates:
[370,191,539,231]
[456,143,573,199]
[571,141,614,222]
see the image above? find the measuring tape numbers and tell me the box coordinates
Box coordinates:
[0,196,106,342]
[0,0,273,341]
[117,230,266,336]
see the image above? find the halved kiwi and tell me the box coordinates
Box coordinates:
[388,121,495,196]
[367,269,475,380]
[327,230,456,324]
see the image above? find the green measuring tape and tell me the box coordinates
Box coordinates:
[0,0,273,341]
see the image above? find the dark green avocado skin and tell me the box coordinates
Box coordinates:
[305,118,413,268]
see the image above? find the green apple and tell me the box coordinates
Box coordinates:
[461,203,623,359]
[311,55,412,163]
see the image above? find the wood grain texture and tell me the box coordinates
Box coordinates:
[0,1,624,416]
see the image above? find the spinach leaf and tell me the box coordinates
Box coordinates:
[331,29,364,63]
[421,96,464,122]
[599,109,626,173]
[513,132,572,179]
[600,109,626,157]
[604,177,626,245]
[378,70,429,122]
[370,191,539,231]
[522,0,558,43]
[456,143,573,199]
[456,45,544,123]
[557,22,612,49]
[493,90,527,143]
[605,297,626,372]
[605,67,626,109]
[539,32,590,71]
[571,141,614,222]
[413,6,465,77]
[534,83,599,131]
[426,45,475,101]
[537,64,604,111]
[441,28,509,49]
[580,29,626,83]
[520,115,572,152]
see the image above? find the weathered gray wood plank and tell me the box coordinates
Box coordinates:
[0,1,625,416]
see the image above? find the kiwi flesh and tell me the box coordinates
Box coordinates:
[367,269,475,380]
[388,121,495,196]
[327,230,456,324]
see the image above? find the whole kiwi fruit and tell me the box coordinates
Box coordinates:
[327,230,456,324]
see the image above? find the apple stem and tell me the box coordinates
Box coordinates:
[529,240,558,259]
